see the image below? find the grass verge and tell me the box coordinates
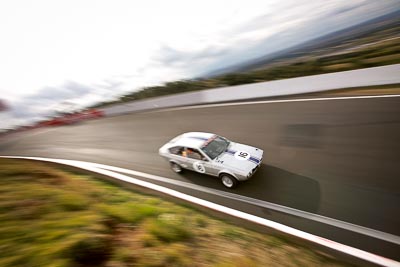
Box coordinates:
[0,159,353,267]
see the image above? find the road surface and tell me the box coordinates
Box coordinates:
[1,95,399,260]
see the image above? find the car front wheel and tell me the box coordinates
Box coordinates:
[170,162,183,173]
[220,174,238,188]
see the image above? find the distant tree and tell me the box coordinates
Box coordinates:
[219,73,257,86]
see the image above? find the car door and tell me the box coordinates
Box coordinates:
[185,148,221,176]
[202,160,220,176]
[168,146,191,169]
[183,148,209,174]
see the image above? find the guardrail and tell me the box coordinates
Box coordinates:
[101,64,400,116]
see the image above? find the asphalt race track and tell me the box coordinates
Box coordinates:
[1,95,400,260]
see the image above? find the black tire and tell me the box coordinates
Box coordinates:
[170,162,183,173]
[220,173,238,188]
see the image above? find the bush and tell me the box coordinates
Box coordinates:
[68,236,111,266]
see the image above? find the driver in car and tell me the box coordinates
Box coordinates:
[182,148,202,160]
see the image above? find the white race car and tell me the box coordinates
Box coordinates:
[159,132,263,188]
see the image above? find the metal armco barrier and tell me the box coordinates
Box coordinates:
[101,64,400,116]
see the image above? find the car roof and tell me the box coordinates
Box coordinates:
[169,132,216,149]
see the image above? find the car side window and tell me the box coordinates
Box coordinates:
[183,148,207,161]
[169,146,184,155]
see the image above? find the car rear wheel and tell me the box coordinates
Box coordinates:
[220,174,238,188]
[170,162,182,173]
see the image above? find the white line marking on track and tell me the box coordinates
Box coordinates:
[83,161,400,245]
[155,94,400,113]
[1,156,400,267]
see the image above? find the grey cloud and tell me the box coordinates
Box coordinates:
[8,81,97,120]
[155,46,183,65]
[232,1,337,35]
[327,2,366,17]
[96,79,124,90]
[2,0,400,131]
[151,2,353,76]
[197,0,400,75]
[154,45,230,67]
[27,81,92,102]
[145,1,400,78]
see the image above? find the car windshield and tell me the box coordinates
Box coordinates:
[201,136,230,160]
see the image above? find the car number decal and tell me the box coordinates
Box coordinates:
[226,149,260,164]
[193,161,206,173]
[234,151,251,160]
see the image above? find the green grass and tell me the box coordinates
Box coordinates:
[0,159,353,267]
[148,214,192,243]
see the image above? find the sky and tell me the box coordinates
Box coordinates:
[0,0,399,130]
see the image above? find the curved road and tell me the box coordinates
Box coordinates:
[1,95,400,260]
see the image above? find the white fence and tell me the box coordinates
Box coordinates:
[102,64,400,116]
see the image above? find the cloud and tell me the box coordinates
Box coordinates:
[152,1,376,77]
[29,82,92,102]
[153,45,230,71]
[327,2,366,16]
[1,0,399,131]
[3,80,120,128]
[192,0,400,75]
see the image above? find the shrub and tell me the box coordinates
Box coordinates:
[68,236,111,266]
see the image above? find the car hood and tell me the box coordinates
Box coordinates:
[213,142,263,173]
